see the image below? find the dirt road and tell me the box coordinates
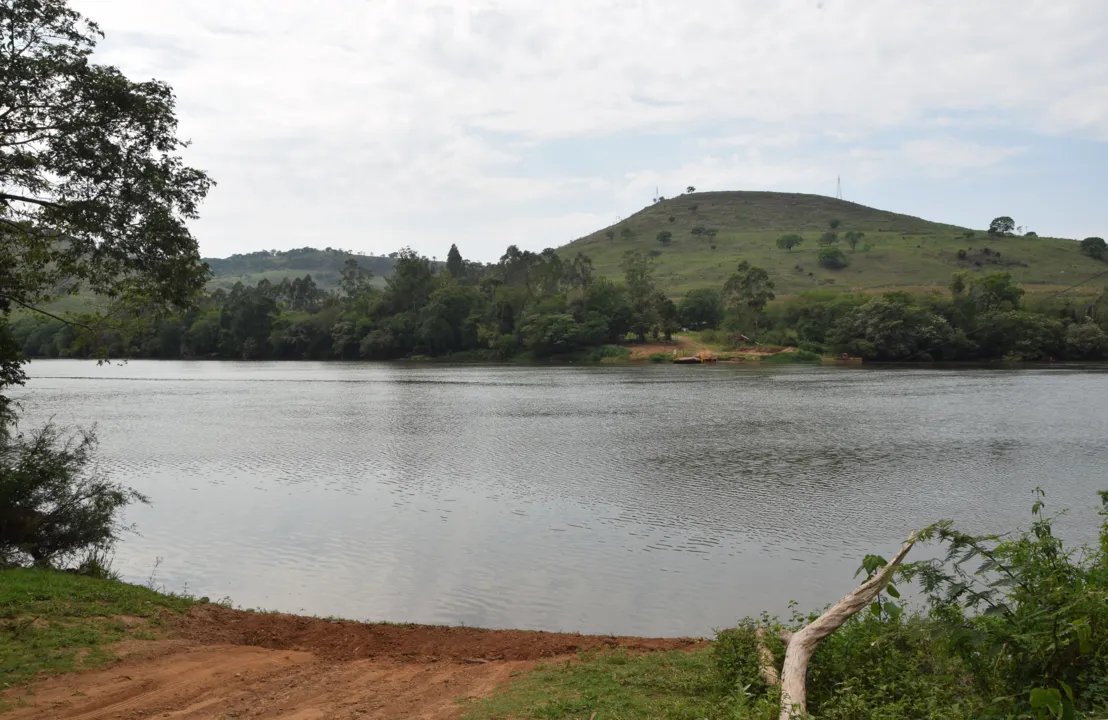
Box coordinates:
[6,605,702,719]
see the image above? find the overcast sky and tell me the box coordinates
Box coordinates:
[77,0,1108,262]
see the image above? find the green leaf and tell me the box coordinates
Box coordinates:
[885,584,900,599]
[1030,688,1061,716]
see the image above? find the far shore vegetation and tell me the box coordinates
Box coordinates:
[10,240,1108,365]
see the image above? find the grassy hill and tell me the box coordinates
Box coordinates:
[203,247,397,291]
[561,191,1103,296]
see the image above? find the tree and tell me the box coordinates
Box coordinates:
[605,229,616,242]
[621,250,658,342]
[829,218,841,230]
[446,243,465,278]
[988,216,1016,237]
[1,424,148,567]
[1080,237,1106,260]
[654,292,679,342]
[686,185,696,193]
[339,259,375,303]
[679,289,722,330]
[775,233,804,252]
[656,230,673,245]
[619,227,635,242]
[1,0,213,411]
[844,231,865,251]
[818,231,839,246]
[723,261,776,332]
[818,246,849,269]
[831,298,954,360]
[970,272,1024,312]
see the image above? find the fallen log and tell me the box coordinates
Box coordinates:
[756,533,917,720]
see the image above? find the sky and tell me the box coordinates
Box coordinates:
[77,0,1108,262]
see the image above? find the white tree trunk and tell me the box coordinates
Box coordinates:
[766,534,917,720]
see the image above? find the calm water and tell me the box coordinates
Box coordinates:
[11,360,1108,637]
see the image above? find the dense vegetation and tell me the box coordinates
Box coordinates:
[12,243,1108,363]
[468,492,1108,720]
[564,192,1107,296]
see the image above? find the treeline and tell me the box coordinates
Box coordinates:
[11,244,1108,362]
[11,245,678,362]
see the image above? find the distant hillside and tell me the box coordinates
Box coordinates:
[203,247,396,291]
[561,191,1101,296]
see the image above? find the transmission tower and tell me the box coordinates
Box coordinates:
[836,176,843,200]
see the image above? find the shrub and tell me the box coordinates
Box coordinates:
[818,246,849,269]
[956,249,968,259]
[646,352,670,363]
[0,425,148,569]
[716,491,1108,720]
[656,230,673,245]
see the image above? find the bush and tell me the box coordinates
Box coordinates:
[0,424,148,569]
[716,491,1108,720]
[818,246,849,269]
[646,352,670,363]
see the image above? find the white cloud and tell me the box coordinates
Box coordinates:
[74,0,1108,260]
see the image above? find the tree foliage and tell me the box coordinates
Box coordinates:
[988,216,1016,236]
[0,0,212,407]
[818,246,849,269]
[1,425,147,568]
[775,233,804,252]
[679,289,723,330]
[1080,237,1106,260]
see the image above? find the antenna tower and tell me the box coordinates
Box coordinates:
[836,176,843,200]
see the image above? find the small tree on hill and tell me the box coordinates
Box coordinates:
[818,246,849,269]
[819,231,839,246]
[686,186,696,193]
[775,233,804,252]
[844,230,865,251]
[605,229,616,242]
[988,216,1016,237]
[1080,237,1106,260]
[829,218,842,230]
[656,230,673,246]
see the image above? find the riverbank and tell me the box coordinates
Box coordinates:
[0,568,707,718]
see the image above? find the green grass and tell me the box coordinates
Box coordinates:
[464,649,738,720]
[562,191,1104,297]
[0,568,194,694]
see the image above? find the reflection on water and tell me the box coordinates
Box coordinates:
[11,361,1108,636]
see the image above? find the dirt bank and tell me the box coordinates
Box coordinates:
[6,605,703,719]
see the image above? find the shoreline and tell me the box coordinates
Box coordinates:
[1,569,705,718]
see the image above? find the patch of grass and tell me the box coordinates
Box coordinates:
[0,568,194,694]
[646,352,671,363]
[465,649,741,720]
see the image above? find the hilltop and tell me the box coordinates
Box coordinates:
[202,247,398,291]
[561,191,1102,296]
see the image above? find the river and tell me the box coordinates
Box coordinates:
[10,360,1108,636]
